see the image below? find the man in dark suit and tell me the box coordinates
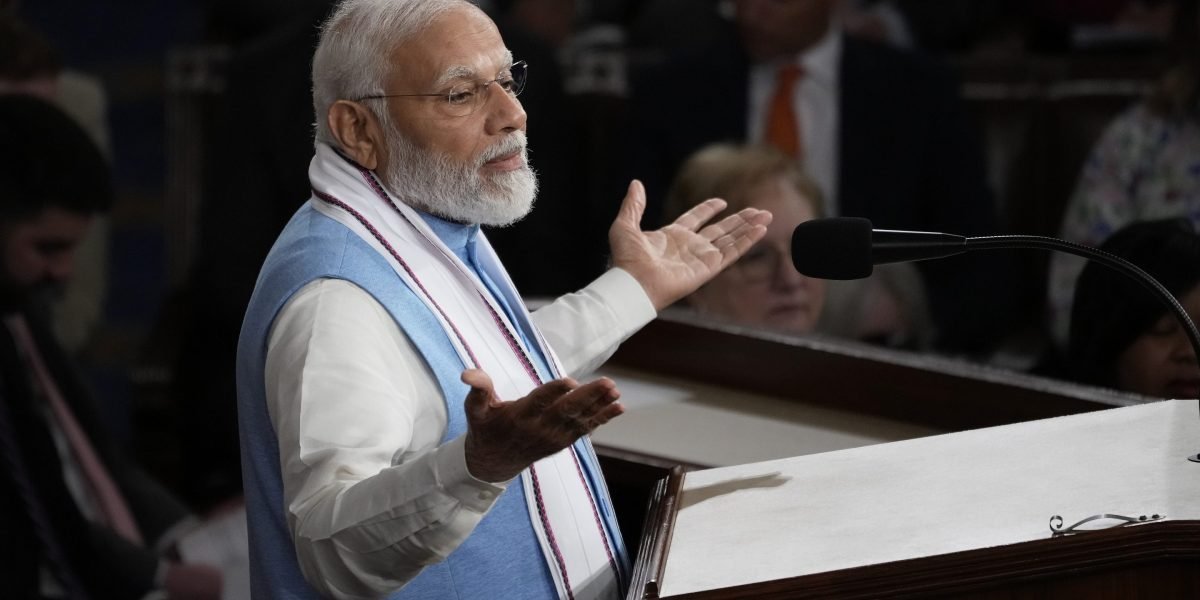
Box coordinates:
[0,95,221,599]
[628,0,1015,353]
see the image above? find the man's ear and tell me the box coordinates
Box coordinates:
[327,100,384,170]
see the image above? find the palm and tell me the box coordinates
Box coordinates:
[610,181,772,310]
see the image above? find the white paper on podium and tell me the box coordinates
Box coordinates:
[591,366,940,467]
[659,400,1200,597]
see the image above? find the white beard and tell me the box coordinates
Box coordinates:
[380,127,537,227]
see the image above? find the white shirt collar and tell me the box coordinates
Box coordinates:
[799,25,842,88]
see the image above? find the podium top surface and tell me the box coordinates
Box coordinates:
[659,400,1200,597]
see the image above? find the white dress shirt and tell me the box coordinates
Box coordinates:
[747,27,843,214]
[263,268,655,595]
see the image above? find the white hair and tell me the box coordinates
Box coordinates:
[310,0,477,145]
[379,124,537,226]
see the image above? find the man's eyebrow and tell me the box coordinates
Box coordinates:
[434,65,475,88]
[433,51,515,88]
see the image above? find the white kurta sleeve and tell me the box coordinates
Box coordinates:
[533,268,657,377]
[265,279,507,599]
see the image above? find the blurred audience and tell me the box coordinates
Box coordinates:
[0,95,222,600]
[1066,218,1200,398]
[627,0,1014,354]
[0,12,109,353]
[841,0,1016,54]
[1048,0,1199,344]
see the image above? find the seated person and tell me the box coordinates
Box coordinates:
[1067,218,1200,398]
[0,12,110,352]
[1048,0,1200,344]
[664,143,932,347]
[663,143,826,334]
[0,94,223,599]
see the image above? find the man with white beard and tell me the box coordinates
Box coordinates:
[235,1,771,598]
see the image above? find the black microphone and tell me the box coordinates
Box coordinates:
[792,216,1200,463]
[791,217,967,280]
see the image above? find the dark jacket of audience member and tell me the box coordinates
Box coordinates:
[0,95,196,598]
[627,19,1013,353]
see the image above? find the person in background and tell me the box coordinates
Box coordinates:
[627,0,1013,354]
[664,143,932,347]
[0,95,222,599]
[0,11,110,353]
[663,144,826,334]
[1049,0,1200,345]
[1067,218,1200,398]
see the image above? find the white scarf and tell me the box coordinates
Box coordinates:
[308,144,620,600]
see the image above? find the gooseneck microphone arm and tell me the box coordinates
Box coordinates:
[791,218,1200,463]
[966,234,1200,374]
[973,235,1200,465]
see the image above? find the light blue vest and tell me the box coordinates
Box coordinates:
[236,203,627,599]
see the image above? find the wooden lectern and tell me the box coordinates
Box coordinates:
[627,400,1200,599]
[592,313,1146,550]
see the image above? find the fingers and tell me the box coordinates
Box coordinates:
[702,208,772,264]
[672,197,729,232]
[524,378,578,412]
[462,369,498,420]
[613,180,647,233]
[700,207,773,242]
[551,377,621,429]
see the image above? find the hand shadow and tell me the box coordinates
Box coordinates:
[680,472,790,510]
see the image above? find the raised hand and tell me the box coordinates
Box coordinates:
[461,369,624,483]
[609,180,772,310]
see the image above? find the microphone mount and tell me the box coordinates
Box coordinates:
[964,234,1200,406]
[792,218,1200,463]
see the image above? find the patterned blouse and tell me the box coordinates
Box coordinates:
[1048,102,1200,344]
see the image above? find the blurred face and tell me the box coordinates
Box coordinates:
[1116,284,1200,398]
[689,176,825,333]
[0,208,91,309]
[734,0,840,62]
[375,6,536,226]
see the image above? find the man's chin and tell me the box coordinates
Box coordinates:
[478,197,535,228]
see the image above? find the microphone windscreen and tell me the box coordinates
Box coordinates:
[791,217,874,280]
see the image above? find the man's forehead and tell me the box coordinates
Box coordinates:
[391,7,511,85]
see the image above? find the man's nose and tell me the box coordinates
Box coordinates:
[484,84,527,134]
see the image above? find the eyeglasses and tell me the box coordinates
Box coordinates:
[734,243,790,283]
[358,61,528,117]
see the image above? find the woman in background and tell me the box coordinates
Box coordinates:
[664,143,828,334]
[1049,0,1200,344]
[663,143,932,346]
[1068,218,1200,398]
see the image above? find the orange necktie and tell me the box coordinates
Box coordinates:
[764,63,804,158]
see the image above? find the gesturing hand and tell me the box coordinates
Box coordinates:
[461,369,624,483]
[609,180,772,310]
